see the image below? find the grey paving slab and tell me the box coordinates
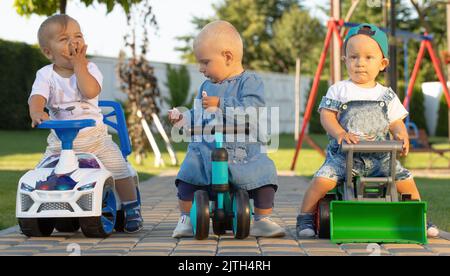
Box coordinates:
[34,253,73,256]
[305,251,348,256]
[0,241,21,246]
[0,251,37,256]
[262,251,307,256]
[349,252,392,256]
[127,251,171,256]
[392,251,438,256]
[216,252,261,256]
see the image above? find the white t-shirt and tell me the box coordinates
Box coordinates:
[29,62,104,127]
[325,80,408,123]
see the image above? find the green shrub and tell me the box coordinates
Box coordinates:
[0,39,48,130]
[436,93,449,137]
[308,79,329,134]
[163,64,194,109]
[408,85,428,132]
[395,82,427,132]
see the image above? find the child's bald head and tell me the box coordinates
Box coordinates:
[38,14,78,49]
[194,20,243,63]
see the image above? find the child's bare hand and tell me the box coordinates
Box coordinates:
[63,42,88,70]
[30,111,49,128]
[337,131,359,145]
[168,108,183,125]
[394,133,409,156]
[201,91,220,112]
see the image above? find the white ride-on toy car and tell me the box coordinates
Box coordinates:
[16,101,141,238]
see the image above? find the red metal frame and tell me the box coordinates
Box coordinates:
[403,36,450,110]
[290,20,344,171]
[290,24,450,172]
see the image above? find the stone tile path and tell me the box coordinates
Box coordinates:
[1,172,448,256]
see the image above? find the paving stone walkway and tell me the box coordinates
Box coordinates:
[1,172,449,256]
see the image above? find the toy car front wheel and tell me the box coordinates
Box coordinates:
[18,218,55,237]
[316,196,333,239]
[190,190,210,240]
[232,189,251,239]
[55,218,80,233]
[80,186,117,238]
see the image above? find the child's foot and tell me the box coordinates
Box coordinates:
[296,214,316,239]
[427,222,439,238]
[172,215,193,238]
[250,217,285,238]
[122,201,144,233]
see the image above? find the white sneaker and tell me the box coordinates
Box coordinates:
[427,223,439,238]
[250,217,286,238]
[297,228,316,238]
[296,214,316,239]
[172,215,193,238]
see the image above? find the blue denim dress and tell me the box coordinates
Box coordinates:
[176,71,278,191]
[315,88,411,182]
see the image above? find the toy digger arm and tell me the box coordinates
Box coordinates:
[341,141,403,153]
[341,141,403,202]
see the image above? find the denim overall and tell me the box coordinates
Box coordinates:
[315,88,411,183]
[176,71,278,191]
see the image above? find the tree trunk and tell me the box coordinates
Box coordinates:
[60,0,67,14]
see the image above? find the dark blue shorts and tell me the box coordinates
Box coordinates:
[175,179,276,209]
[315,152,412,183]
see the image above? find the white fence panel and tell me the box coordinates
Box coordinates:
[91,55,311,134]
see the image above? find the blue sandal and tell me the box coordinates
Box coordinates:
[122,201,144,233]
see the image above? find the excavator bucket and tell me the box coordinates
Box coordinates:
[330,201,427,244]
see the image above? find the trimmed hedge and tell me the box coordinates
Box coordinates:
[436,93,449,137]
[308,79,329,134]
[397,82,428,133]
[408,86,427,132]
[0,39,49,130]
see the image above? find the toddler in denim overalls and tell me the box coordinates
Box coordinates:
[296,23,439,239]
[169,20,285,238]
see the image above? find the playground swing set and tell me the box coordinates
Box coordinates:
[291,19,450,172]
[289,19,450,244]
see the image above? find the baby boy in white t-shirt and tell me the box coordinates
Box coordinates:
[28,14,143,233]
[296,23,438,239]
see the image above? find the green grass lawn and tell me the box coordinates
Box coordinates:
[415,177,450,232]
[1,130,449,232]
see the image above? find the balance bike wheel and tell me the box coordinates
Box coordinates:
[80,186,117,238]
[55,218,80,232]
[18,218,55,237]
[316,196,333,239]
[212,207,226,236]
[191,190,210,240]
[232,189,251,239]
